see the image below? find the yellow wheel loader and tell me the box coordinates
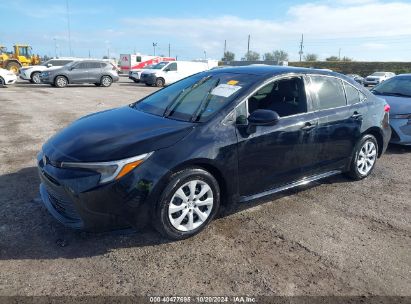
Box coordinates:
[0,44,41,74]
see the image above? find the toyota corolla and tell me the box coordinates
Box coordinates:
[37,66,391,240]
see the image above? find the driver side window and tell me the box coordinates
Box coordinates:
[247,77,308,117]
[167,62,177,71]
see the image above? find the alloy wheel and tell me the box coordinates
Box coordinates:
[168,180,214,232]
[357,140,377,175]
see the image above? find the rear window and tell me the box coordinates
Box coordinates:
[309,76,347,110]
[344,82,361,105]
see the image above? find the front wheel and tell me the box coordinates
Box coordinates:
[155,77,165,87]
[31,72,41,84]
[154,168,220,240]
[54,76,68,88]
[346,134,378,180]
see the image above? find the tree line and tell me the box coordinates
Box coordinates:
[222,50,353,62]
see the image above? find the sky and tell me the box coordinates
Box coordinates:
[1,0,411,61]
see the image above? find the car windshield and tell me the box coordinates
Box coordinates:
[151,62,169,70]
[133,72,259,122]
[371,72,386,76]
[372,77,411,98]
[64,61,78,68]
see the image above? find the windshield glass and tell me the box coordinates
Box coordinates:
[133,72,259,122]
[151,62,169,70]
[372,77,411,98]
[371,72,386,76]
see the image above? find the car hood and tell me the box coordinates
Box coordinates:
[141,69,158,74]
[42,106,194,162]
[378,95,411,115]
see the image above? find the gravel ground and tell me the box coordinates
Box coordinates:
[0,78,410,297]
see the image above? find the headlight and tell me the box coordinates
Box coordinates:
[60,152,153,184]
[391,114,411,119]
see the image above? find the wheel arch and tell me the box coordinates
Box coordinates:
[363,127,384,157]
[169,159,229,208]
[30,70,40,79]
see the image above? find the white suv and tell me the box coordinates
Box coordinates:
[19,58,76,84]
[364,72,395,87]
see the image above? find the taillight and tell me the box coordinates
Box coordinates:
[384,104,390,112]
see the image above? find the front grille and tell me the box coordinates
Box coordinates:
[46,186,81,222]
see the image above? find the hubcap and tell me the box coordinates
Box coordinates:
[357,141,377,175]
[168,180,214,232]
[57,77,66,87]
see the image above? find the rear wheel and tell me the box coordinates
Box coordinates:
[346,134,378,180]
[154,168,220,240]
[31,72,41,84]
[155,77,165,87]
[54,76,68,88]
[100,76,112,87]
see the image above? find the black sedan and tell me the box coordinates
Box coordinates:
[37,66,391,239]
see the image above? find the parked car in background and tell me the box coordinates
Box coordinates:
[129,64,155,83]
[0,68,17,87]
[39,60,119,88]
[19,58,76,84]
[364,72,395,87]
[371,74,411,145]
[347,74,364,85]
[140,61,210,87]
[37,66,391,239]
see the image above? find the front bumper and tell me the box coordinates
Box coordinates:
[5,75,17,85]
[19,70,31,81]
[364,79,381,86]
[390,119,411,145]
[37,152,163,231]
[140,74,156,85]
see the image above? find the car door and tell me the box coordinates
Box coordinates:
[163,62,179,84]
[307,75,361,173]
[235,75,319,197]
[68,61,89,83]
[88,62,103,83]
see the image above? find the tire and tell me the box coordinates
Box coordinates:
[5,61,20,74]
[154,168,220,240]
[155,77,165,87]
[31,72,41,84]
[0,76,5,87]
[346,134,378,180]
[100,76,112,87]
[54,76,68,88]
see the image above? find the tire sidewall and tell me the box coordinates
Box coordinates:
[350,134,378,179]
[156,168,220,240]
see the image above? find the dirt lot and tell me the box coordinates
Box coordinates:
[0,78,410,297]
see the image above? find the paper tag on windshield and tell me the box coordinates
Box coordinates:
[211,84,242,98]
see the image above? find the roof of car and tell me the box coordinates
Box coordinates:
[210,65,339,77]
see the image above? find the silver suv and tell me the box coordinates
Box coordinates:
[39,60,120,88]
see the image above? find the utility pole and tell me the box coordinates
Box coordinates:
[204,50,207,60]
[88,50,91,58]
[299,34,304,62]
[153,42,157,56]
[247,35,250,55]
[168,43,171,57]
[223,39,227,59]
[339,48,341,60]
[66,0,72,56]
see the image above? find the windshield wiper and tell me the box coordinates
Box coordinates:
[190,78,221,122]
[163,75,213,118]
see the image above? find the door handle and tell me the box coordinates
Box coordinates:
[301,121,318,131]
[351,112,363,119]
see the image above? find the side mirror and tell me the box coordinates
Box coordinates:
[47,63,53,68]
[246,109,280,134]
[164,68,170,72]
